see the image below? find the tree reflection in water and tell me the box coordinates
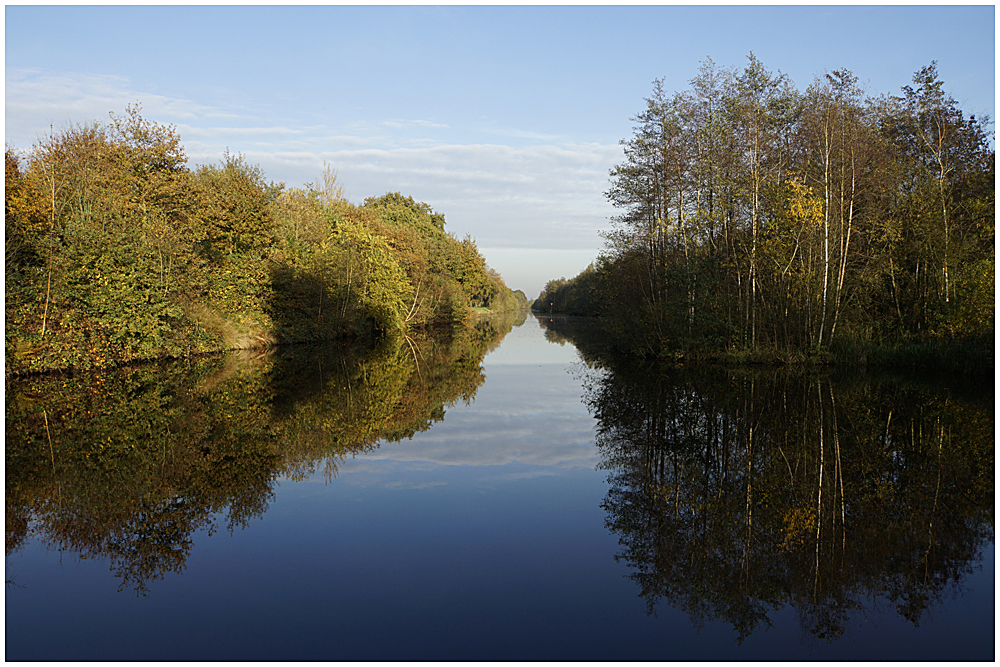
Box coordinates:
[5,310,526,595]
[540,315,994,643]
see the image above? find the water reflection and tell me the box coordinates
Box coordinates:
[5,310,526,594]
[538,315,994,643]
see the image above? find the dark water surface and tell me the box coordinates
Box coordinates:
[5,314,994,660]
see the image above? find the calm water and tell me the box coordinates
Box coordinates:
[5,314,995,660]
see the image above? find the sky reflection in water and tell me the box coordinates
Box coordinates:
[344,319,598,473]
[5,315,994,661]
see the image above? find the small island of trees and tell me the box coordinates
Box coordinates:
[534,57,994,373]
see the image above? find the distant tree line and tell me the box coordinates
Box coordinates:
[5,105,527,375]
[534,57,993,369]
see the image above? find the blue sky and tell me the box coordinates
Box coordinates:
[6,5,995,298]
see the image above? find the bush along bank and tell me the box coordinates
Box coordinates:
[5,105,523,376]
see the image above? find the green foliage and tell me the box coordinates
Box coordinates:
[543,56,994,367]
[191,151,279,258]
[363,191,446,231]
[531,263,602,316]
[322,216,412,334]
[358,192,519,323]
[5,112,517,375]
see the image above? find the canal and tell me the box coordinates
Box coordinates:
[5,312,994,660]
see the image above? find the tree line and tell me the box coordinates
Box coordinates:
[5,105,527,375]
[534,57,993,369]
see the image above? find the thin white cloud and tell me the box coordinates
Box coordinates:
[382,119,450,130]
[480,126,565,143]
[178,125,304,138]
[311,143,620,247]
[4,68,235,147]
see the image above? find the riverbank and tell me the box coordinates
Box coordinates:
[6,110,529,380]
[531,311,993,377]
[711,336,993,376]
[6,304,531,379]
